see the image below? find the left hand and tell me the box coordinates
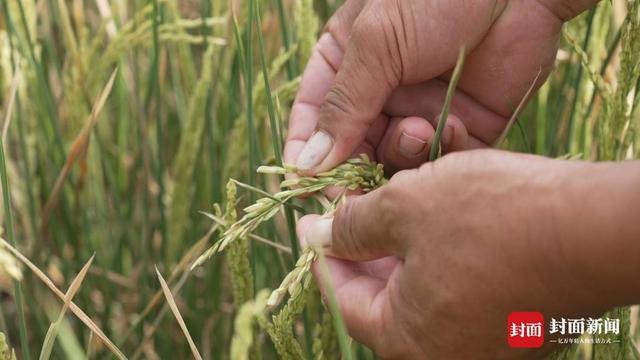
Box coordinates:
[284,0,591,176]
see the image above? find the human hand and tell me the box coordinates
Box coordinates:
[285,0,597,175]
[297,150,640,359]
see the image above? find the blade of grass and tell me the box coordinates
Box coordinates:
[39,254,95,360]
[85,332,94,360]
[41,69,118,235]
[118,223,217,347]
[155,267,203,360]
[256,3,284,165]
[130,269,193,360]
[244,0,266,287]
[429,47,466,161]
[232,15,248,78]
[536,82,550,155]
[0,238,126,359]
[274,0,296,78]
[245,0,260,198]
[256,7,310,350]
[1,68,20,143]
[0,73,31,358]
[1,2,38,244]
[315,249,353,360]
[494,69,543,148]
[0,52,31,360]
[149,0,168,257]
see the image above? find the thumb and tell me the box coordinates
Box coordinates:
[295,4,400,173]
[305,188,405,261]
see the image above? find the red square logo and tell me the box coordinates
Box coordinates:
[507,312,544,348]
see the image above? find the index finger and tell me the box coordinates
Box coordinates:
[284,0,365,165]
[284,33,343,165]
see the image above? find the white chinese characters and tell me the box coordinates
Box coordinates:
[549,317,619,335]
[510,322,543,338]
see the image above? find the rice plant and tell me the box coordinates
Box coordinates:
[0,0,637,358]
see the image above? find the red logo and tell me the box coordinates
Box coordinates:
[507,312,544,348]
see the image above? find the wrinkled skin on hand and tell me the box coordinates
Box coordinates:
[287,1,614,358]
[284,0,591,175]
[298,150,631,359]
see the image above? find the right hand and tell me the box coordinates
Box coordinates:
[298,149,640,359]
[284,0,595,175]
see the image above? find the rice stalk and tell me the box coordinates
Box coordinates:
[223,181,255,307]
[158,33,227,46]
[312,310,337,360]
[5,0,36,44]
[429,47,465,160]
[0,80,29,358]
[159,16,227,31]
[274,0,296,78]
[566,7,597,154]
[41,68,118,235]
[267,248,316,309]
[158,0,198,91]
[563,28,613,103]
[231,289,269,360]
[294,0,319,69]
[89,10,223,90]
[150,0,168,266]
[167,44,217,262]
[8,0,65,164]
[55,0,80,62]
[610,0,639,159]
[255,4,301,299]
[259,274,310,359]
[224,73,300,181]
[223,36,299,176]
[495,70,543,149]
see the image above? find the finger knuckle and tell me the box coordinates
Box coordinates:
[324,15,341,35]
[321,86,368,141]
[325,10,348,37]
[323,83,358,120]
[315,33,342,71]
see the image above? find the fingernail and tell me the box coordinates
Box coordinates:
[305,218,333,249]
[296,131,333,170]
[442,125,454,148]
[399,132,427,157]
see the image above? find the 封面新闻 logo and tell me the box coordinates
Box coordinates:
[507,312,545,348]
[507,312,621,348]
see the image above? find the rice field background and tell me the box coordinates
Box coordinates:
[0,0,638,358]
